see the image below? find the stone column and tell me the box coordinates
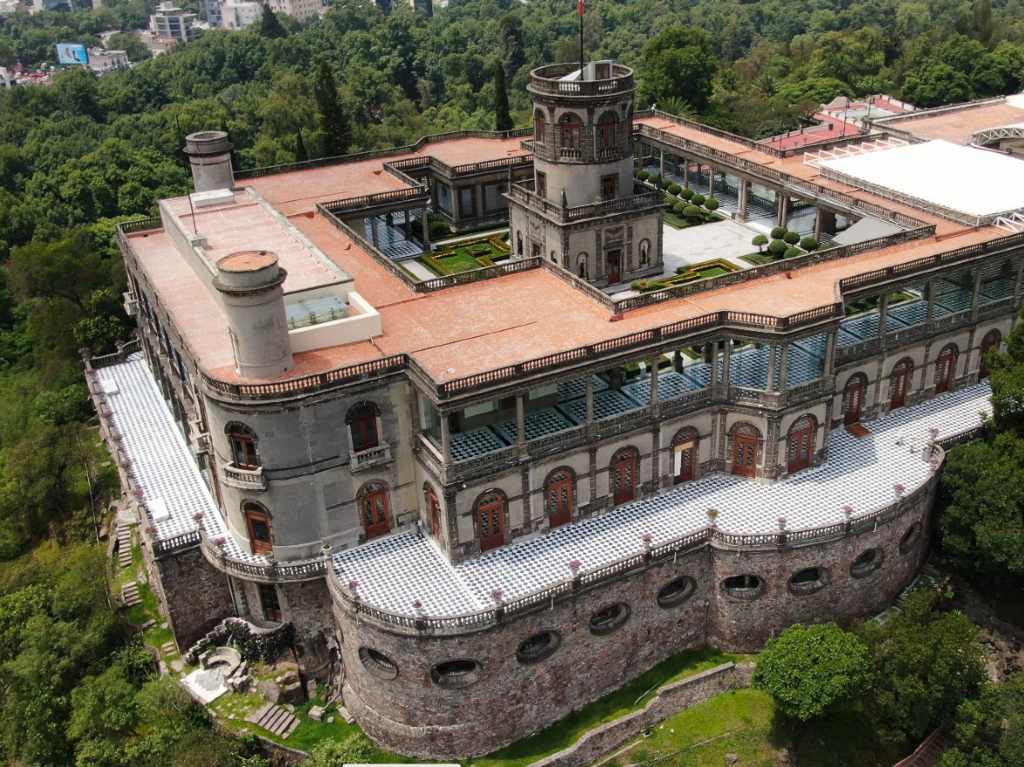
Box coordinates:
[585,376,594,425]
[970,268,984,320]
[709,341,719,387]
[824,331,836,377]
[814,207,824,240]
[659,149,665,180]
[766,343,777,392]
[925,280,935,323]
[722,339,732,390]
[515,394,526,450]
[878,293,889,351]
[370,217,379,247]
[422,204,431,252]
[708,167,714,196]
[440,412,451,462]
[776,195,790,228]
[404,208,411,238]
[682,158,689,188]
[737,179,749,222]
[649,356,660,412]
[780,344,790,390]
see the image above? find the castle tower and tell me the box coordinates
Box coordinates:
[183,130,235,193]
[213,251,293,378]
[507,61,663,287]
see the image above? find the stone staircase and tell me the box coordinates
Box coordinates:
[121,581,142,607]
[116,523,134,568]
[246,703,300,739]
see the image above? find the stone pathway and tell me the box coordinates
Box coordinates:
[246,703,300,739]
[121,581,141,607]
[402,259,437,281]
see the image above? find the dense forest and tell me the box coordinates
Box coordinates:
[0,0,1022,765]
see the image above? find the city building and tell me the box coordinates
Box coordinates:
[86,47,129,74]
[220,0,261,29]
[266,0,321,23]
[89,68,1022,759]
[761,94,915,152]
[149,2,200,44]
[203,0,224,28]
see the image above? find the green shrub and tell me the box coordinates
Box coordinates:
[783,230,800,245]
[667,182,682,196]
[636,169,649,181]
[683,204,702,219]
[770,226,787,240]
[704,196,719,211]
[769,239,787,256]
[691,193,706,207]
[649,174,662,187]
[673,202,687,215]
[800,236,820,251]
[675,266,688,275]
[784,246,802,259]
[681,187,694,200]
[752,234,769,252]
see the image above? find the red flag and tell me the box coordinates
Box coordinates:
[578,0,585,16]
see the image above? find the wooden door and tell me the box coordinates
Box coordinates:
[610,451,637,505]
[732,433,758,477]
[787,421,814,474]
[546,471,574,529]
[674,442,696,484]
[425,488,442,539]
[935,349,956,393]
[843,378,864,425]
[477,494,505,552]
[362,488,391,539]
[607,250,621,284]
[890,364,910,409]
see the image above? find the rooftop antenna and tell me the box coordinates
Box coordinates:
[175,115,198,235]
[578,0,585,78]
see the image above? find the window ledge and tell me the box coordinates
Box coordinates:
[351,443,392,473]
[223,463,267,491]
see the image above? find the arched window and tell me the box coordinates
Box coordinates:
[597,111,618,150]
[671,427,699,484]
[424,483,442,539]
[516,231,524,256]
[843,373,868,426]
[935,344,958,394]
[244,502,273,555]
[558,112,583,149]
[562,253,570,269]
[730,423,761,478]
[979,329,1001,379]
[577,253,588,279]
[346,402,380,453]
[227,423,259,469]
[358,481,391,540]
[889,358,914,409]
[550,250,557,263]
[475,490,506,552]
[534,109,546,144]
[638,239,651,266]
[609,447,639,505]
[544,468,575,529]
[786,415,817,474]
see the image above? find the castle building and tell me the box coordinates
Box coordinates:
[87,67,1023,759]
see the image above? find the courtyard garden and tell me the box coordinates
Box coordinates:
[630,258,740,293]
[418,232,511,276]
[741,226,821,265]
[636,169,727,229]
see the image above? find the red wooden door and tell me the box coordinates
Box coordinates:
[426,488,442,539]
[890,364,910,409]
[787,422,814,474]
[732,433,758,477]
[610,452,637,505]
[843,379,864,425]
[362,489,391,539]
[477,495,505,552]
[546,471,574,529]
[935,350,956,393]
[607,250,621,284]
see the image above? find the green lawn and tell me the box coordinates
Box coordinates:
[419,234,511,276]
[465,648,742,767]
[632,259,739,293]
[741,251,780,266]
[604,688,906,767]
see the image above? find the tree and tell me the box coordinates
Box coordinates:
[902,63,973,108]
[313,59,352,158]
[973,0,993,47]
[104,32,151,63]
[295,127,308,162]
[752,234,768,252]
[860,590,986,745]
[307,733,378,766]
[800,236,819,251]
[942,674,1024,767]
[259,6,287,39]
[639,27,717,110]
[493,60,513,132]
[754,623,872,721]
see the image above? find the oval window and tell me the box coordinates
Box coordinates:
[656,576,697,608]
[516,631,561,664]
[850,548,884,578]
[589,603,630,636]
[788,567,829,595]
[722,574,763,600]
[899,524,921,554]
[430,659,480,688]
[358,647,399,680]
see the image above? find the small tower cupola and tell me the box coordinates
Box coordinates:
[184,130,235,193]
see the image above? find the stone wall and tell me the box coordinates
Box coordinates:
[153,545,234,649]
[531,662,754,767]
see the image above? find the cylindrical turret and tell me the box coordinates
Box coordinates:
[528,61,636,207]
[184,130,234,193]
[213,251,293,379]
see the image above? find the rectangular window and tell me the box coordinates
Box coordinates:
[601,174,618,201]
[458,187,475,218]
[536,171,547,199]
[258,584,281,622]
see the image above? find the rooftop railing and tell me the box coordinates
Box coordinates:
[528,62,635,98]
[507,182,664,224]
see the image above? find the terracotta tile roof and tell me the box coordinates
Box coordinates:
[875,99,1024,144]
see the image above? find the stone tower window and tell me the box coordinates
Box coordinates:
[558,113,583,149]
[346,401,380,453]
[516,631,561,664]
[589,602,630,635]
[656,576,697,608]
[243,502,273,555]
[431,659,480,688]
[597,111,618,150]
[359,647,399,680]
[851,548,884,578]
[227,423,259,469]
[534,109,546,144]
[258,583,281,622]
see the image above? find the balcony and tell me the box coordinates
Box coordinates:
[351,443,393,473]
[507,182,663,225]
[123,292,138,317]
[222,463,267,491]
[528,62,635,99]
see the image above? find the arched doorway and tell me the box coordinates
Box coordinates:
[980,329,1001,379]
[671,427,699,484]
[786,415,817,474]
[610,447,639,505]
[843,374,867,425]
[935,344,958,394]
[346,401,380,453]
[889,359,913,409]
[544,468,575,529]
[475,490,506,552]
[243,502,273,556]
[359,481,391,540]
[730,423,761,478]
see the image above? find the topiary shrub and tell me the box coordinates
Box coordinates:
[800,236,820,251]
[667,182,682,196]
[683,204,702,220]
[784,246,802,259]
[704,196,719,211]
[752,234,769,252]
[674,202,687,215]
[636,169,650,181]
[649,174,662,188]
[783,231,800,245]
[769,239,787,256]
[770,226,786,240]
[691,193,706,207]
[681,187,694,200]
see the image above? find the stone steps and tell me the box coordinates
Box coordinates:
[116,523,134,568]
[247,703,299,739]
[160,640,177,656]
[121,581,141,607]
